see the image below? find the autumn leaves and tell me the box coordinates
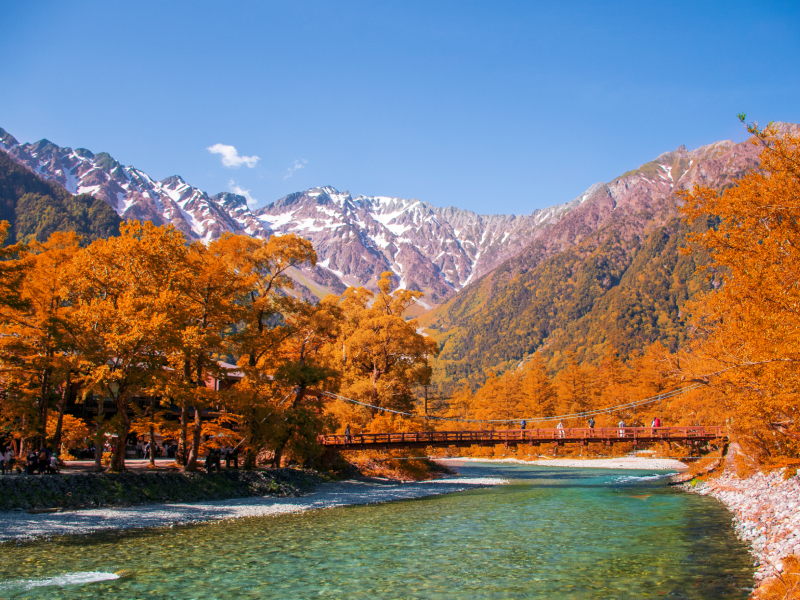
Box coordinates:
[0,222,437,471]
[674,123,800,468]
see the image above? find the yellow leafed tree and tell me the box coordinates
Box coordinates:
[66,221,190,472]
[677,120,800,467]
[0,231,79,452]
[334,272,439,430]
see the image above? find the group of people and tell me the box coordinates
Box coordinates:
[134,441,177,459]
[517,416,661,439]
[0,446,58,475]
[204,446,239,473]
[0,446,16,474]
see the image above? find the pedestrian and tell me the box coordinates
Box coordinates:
[136,441,143,459]
[205,448,219,473]
[520,420,526,430]
[38,448,49,475]
[345,424,351,443]
[588,417,595,429]
[618,419,626,438]
[49,453,59,474]
[5,446,15,473]
[26,450,38,474]
[654,416,661,428]
[557,420,564,439]
[0,448,5,475]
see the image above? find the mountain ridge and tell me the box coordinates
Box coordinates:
[423,123,800,386]
[0,127,585,302]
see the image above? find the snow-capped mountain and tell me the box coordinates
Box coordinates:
[0,127,582,303]
[256,187,583,304]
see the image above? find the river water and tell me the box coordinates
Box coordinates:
[0,463,754,599]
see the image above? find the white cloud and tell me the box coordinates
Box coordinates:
[228,179,257,207]
[284,158,308,180]
[207,143,260,168]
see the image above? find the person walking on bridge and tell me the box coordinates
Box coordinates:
[652,416,661,437]
[557,420,564,439]
[345,424,351,443]
[618,419,626,438]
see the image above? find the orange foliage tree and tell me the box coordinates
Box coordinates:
[676,120,800,467]
[65,221,190,471]
[0,231,79,453]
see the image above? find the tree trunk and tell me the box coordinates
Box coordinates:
[242,407,258,469]
[178,400,188,466]
[271,428,293,469]
[94,396,104,472]
[243,447,257,470]
[184,407,202,471]
[185,357,206,471]
[19,414,27,458]
[108,397,130,472]
[370,368,381,417]
[38,367,51,449]
[148,396,156,468]
[271,386,305,468]
[52,372,70,456]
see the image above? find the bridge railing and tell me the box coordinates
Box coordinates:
[318,426,726,447]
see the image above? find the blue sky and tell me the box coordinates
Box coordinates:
[2,1,799,214]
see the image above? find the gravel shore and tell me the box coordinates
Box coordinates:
[690,470,800,582]
[438,456,689,470]
[0,476,506,543]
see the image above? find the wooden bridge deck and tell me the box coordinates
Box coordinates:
[319,426,726,450]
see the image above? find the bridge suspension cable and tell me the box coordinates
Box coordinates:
[322,383,704,425]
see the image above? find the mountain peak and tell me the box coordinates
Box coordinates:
[161,175,188,187]
[211,191,249,209]
[0,128,19,150]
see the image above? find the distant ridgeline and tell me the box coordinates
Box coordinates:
[0,150,120,245]
[422,123,800,389]
[3,121,800,390]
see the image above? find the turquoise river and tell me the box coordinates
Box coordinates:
[0,463,754,599]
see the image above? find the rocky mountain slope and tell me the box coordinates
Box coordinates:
[0,150,121,245]
[0,127,586,303]
[423,123,800,385]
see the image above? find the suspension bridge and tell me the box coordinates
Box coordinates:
[318,425,727,451]
[317,384,726,453]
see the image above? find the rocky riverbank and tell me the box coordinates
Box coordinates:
[687,469,800,585]
[0,469,322,512]
[0,476,508,543]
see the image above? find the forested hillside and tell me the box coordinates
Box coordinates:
[423,126,795,389]
[435,121,800,473]
[0,151,120,244]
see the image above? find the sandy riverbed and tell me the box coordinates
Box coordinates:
[436,456,689,470]
[0,477,506,543]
